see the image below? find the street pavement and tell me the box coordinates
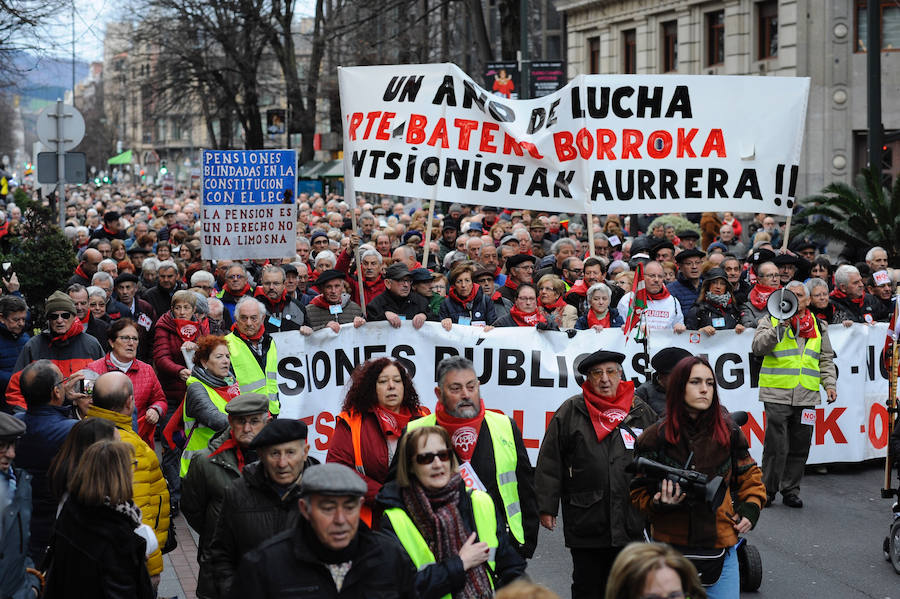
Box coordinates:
[527,460,900,598]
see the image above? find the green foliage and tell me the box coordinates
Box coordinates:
[2,194,76,323]
[648,214,700,237]
[794,168,900,266]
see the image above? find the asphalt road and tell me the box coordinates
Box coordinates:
[526,461,900,598]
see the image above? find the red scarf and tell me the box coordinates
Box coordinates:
[215,381,242,401]
[372,406,412,438]
[541,296,567,311]
[231,322,264,342]
[79,312,90,325]
[102,225,118,237]
[581,380,635,442]
[49,318,84,347]
[435,400,485,462]
[254,286,288,314]
[227,283,252,299]
[790,309,818,339]
[749,284,778,310]
[830,287,864,308]
[174,317,200,342]
[509,305,547,327]
[647,286,671,301]
[208,432,250,472]
[503,278,519,291]
[490,290,502,302]
[449,283,479,307]
[587,309,611,329]
[310,294,339,309]
[73,264,90,281]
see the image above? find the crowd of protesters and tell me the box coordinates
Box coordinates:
[0,182,895,599]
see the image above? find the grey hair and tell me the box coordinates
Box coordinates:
[66,283,87,295]
[436,355,476,389]
[86,285,107,301]
[805,277,829,295]
[234,295,266,318]
[784,280,807,294]
[551,238,577,255]
[865,246,887,262]
[314,250,336,267]
[260,264,286,281]
[192,292,209,316]
[91,271,113,286]
[296,236,310,247]
[360,249,383,263]
[586,282,612,303]
[141,257,160,272]
[225,262,247,276]
[834,264,860,288]
[157,259,178,274]
[190,270,215,286]
[98,258,117,271]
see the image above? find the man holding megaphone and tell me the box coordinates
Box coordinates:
[751,280,838,509]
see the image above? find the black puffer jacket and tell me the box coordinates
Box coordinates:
[438,287,496,325]
[685,299,742,331]
[376,479,526,599]
[206,457,318,597]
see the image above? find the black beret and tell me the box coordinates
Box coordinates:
[651,240,675,254]
[674,248,706,263]
[650,347,694,375]
[127,246,150,255]
[314,269,346,286]
[248,418,308,449]
[103,211,120,222]
[749,248,777,266]
[402,230,422,244]
[577,350,626,375]
[506,254,537,269]
[677,229,700,240]
[791,240,817,253]
[773,253,801,267]
[114,273,140,286]
[0,412,25,440]
[442,223,457,231]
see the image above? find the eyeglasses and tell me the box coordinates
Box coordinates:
[48,312,72,321]
[415,449,453,465]
[227,274,246,280]
[565,268,584,275]
[588,367,620,378]
[116,336,139,343]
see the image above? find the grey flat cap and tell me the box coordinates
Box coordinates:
[300,463,367,497]
[224,393,269,416]
[0,413,25,440]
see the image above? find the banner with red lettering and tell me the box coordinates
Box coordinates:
[273,322,891,464]
[338,64,809,216]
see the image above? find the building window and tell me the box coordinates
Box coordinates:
[547,35,561,60]
[758,1,778,59]
[706,10,725,66]
[662,20,678,72]
[623,29,636,73]
[856,1,900,51]
[589,36,600,73]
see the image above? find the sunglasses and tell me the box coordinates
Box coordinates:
[415,449,453,465]
[48,312,73,321]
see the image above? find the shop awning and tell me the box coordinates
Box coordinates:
[319,160,344,178]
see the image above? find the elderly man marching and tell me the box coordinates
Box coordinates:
[535,349,657,599]
[227,297,280,416]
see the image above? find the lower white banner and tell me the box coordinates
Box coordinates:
[272,322,893,465]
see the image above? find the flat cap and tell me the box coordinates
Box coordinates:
[127,245,150,255]
[0,412,25,440]
[577,349,626,375]
[674,248,705,262]
[300,463,367,498]
[472,267,494,281]
[506,254,537,269]
[677,229,700,240]
[248,418,308,449]
[281,263,298,276]
[442,222,457,232]
[384,263,412,280]
[448,203,463,213]
[313,269,345,287]
[500,235,519,246]
[163,209,176,216]
[529,221,546,230]
[650,347,693,375]
[224,393,269,416]
[706,242,728,254]
[114,272,140,286]
[411,268,435,283]
[466,222,483,232]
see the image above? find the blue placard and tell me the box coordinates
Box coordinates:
[202,150,297,205]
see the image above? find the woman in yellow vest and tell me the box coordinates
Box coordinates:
[377,426,526,599]
[180,335,241,477]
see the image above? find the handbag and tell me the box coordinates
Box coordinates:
[674,545,727,586]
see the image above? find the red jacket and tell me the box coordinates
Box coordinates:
[152,312,210,409]
[335,249,385,306]
[87,354,167,447]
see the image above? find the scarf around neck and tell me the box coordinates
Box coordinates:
[49,318,84,346]
[435,400,485,463]
[254,285,288,314]
[749,283,778,310]
[449,283,479,307]
[232,322,265,342]
[208,431,257,472]
[541,296,567,311]
[372,405,412,439]
[646,285,671,301]
[310,294,341,309]
[587,309,611,329]
[509,305,547,327]
[790,309,818,339]
[831,287,864,308]
[581,380,635,442]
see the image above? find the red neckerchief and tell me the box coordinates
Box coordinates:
[749,284,778,310]
[831,287,864,308]
[254,286,287,314]
[364,276,383,291]
[79,312,90,325]
[541,296,567,311]
[74,264,90,281]
[208,430,251,472]
[49,318,84,346]
[490,290,502,301]
[566,280,588,298]
[509,305,547,326]
[310,294,338,309]
[228,283,252,298]
[503,278,519,291]
[587,309,611,328]
[372,406,412,438]
[231,322,264,342]
[435,400,485,462]
[791,309,818,339]
[0,221,8,238]
[493,266,502,278]
[174,317,200,342]
[449,283,479,306]
[581,380,635,442]
[411,261,423,270]
[214,381,241,401]
[102,225,117,236]
[647,286,671,301]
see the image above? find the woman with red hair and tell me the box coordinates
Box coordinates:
[630,356,766,599]
[327,358,429,528]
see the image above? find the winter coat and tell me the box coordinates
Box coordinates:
[830,293,882,324]
[226,518,417,599]
[535,391,657,549]
[305,295,365,331]
[185,365,235,435]
[491,294,513,322]
[574,308,624,330]
[0,468,41,599]
[206,458,318,597]
[259,296,308,333]
[685,299,742,331]
[85,404,170,576]
[153,311,211,408]
[15,405,77,563]
[141,284,183,323]
[377,479,527,599]
[634,378,667,417]
[492,314,559,330]
[543,303,578,330]
[438,287,496,325]
[739,298,769,328]
[667,272,702,314]
[631,416,767,549]
[0,323,28,401]
[44,500,154,599]
[335,248,386,306]
[5,329,104,410]
[83,314,109,352]
[368,290,437,323]
[87,354,167,446]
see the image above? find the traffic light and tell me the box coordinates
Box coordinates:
[159,162,168,175]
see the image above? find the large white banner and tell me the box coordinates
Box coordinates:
[273,322,892,465]
[338,63,809,216]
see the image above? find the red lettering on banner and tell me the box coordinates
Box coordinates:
[348,113,364,140]
[677,128,698,157]
[597,129,616,159]
[479,122,499,153]
[815,407,847,445]
[406,114,427,144]
[647,130,673,159]
[512,410,539,449]
[504,133,525,157]
[546,411,555,430]
[622,129,643,159]
[869,403,889,449]
[427,118,449,148]
[375,112,395,141]
[575,128,593,159]
[454,118,479,150]
[315,411,335,451]
[553,131,576,161]
[363,111,382,139]
[742,412,766,448]
[701,129,726,157]
[518,141,544,159]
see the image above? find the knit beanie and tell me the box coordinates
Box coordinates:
[45,290,76,315]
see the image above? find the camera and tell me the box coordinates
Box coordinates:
[79,379,95,395]
[629,456,727,510]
